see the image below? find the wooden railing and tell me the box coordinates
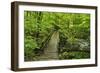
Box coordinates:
[40,30,55,52]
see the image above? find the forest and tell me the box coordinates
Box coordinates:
[24,11,90,61]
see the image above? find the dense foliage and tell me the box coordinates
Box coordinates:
[24,11,90,61]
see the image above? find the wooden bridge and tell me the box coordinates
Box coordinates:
[38,30,59,60]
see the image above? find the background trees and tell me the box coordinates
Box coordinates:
[24,11,90,61]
